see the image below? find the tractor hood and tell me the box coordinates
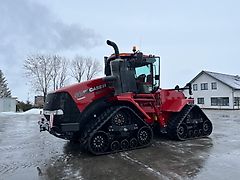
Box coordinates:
[52,78,114,112]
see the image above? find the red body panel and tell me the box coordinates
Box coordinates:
[56,78,114,112]
[112,92,153,122]
[160,89,193,112]
[55,77,192,128]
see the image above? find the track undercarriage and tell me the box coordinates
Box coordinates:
[81,106,153,155]
[167,105,213,140]
[80,104,212,155]
[40,102,213,155]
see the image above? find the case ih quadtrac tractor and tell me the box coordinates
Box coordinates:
[40,40,212,155]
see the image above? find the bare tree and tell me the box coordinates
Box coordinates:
[24,54,100,101]
[71,56,101,82]
[70,55,86,83]
[57,58,68,88]
[52,55,68,90]
[85,57,102,80]
[24,54,53,101]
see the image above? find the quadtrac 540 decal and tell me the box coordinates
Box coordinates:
[75,84,107,100]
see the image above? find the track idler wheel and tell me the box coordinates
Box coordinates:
[137,126,153,146]
[88,131,109,154]
[177,123,188,140]
[203,120,213,135]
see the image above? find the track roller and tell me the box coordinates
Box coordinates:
[111,141,120,151]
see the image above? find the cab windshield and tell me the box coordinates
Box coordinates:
[135,57,160,93]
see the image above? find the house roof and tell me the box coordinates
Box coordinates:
[190,71,240,90]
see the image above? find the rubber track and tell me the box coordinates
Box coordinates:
[81,106,118,146]
[167,104,212,140]
[82,106,153,155]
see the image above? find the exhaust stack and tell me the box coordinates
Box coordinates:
[106,40,119,58]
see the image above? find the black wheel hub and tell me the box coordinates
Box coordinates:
[177,123,188,139]
[89,131,109,154]
[188,129,193,138]
[193,129,198,137]
[203,121,212,135]
[121,139,129,150]
[130,138,138,148]
[137,126,152,145]
[112,112,126,126]
[111,141,120,151]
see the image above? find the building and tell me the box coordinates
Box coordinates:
[185,71,240,109]
[0,97,17,112]
[34,95,44,108]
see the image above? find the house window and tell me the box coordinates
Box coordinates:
[197,98,204,104]
[211,82,217,90]
[211,98,218,106]
[234,97,240,106]
[201,83,208,90]
[211,97,229,106]
[193,84,198,91]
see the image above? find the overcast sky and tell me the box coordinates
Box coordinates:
[1,0,240,101]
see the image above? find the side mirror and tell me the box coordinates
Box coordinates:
[155,75,160,80]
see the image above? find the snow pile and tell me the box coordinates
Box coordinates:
[0,108,43,117]
[22,108,43,115]
[0,111,18,117]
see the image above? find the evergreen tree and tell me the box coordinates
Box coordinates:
[0,69,11,97]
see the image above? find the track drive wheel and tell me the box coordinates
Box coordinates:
[88,131,109,154]
[111,110,129,126]
[137,126,153,146]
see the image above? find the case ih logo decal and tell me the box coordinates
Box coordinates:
[75,84,107,100]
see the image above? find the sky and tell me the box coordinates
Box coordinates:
[1,0,240,102]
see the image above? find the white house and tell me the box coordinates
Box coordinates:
[184,71,240,109]
[0,97,17,112]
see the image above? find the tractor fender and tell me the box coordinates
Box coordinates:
[160,89,193,112]
[161,99,193,112]
[114,95,152,122]
[79,97,111,131]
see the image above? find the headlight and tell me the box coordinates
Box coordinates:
[43,109,64,115]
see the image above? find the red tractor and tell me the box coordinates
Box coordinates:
[40,40,212,155]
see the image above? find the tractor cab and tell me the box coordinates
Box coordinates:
[104,40,160,95]
[134,55,160,93]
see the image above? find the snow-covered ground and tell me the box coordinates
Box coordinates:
[0,110,240,180]
[0,108,42,117]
